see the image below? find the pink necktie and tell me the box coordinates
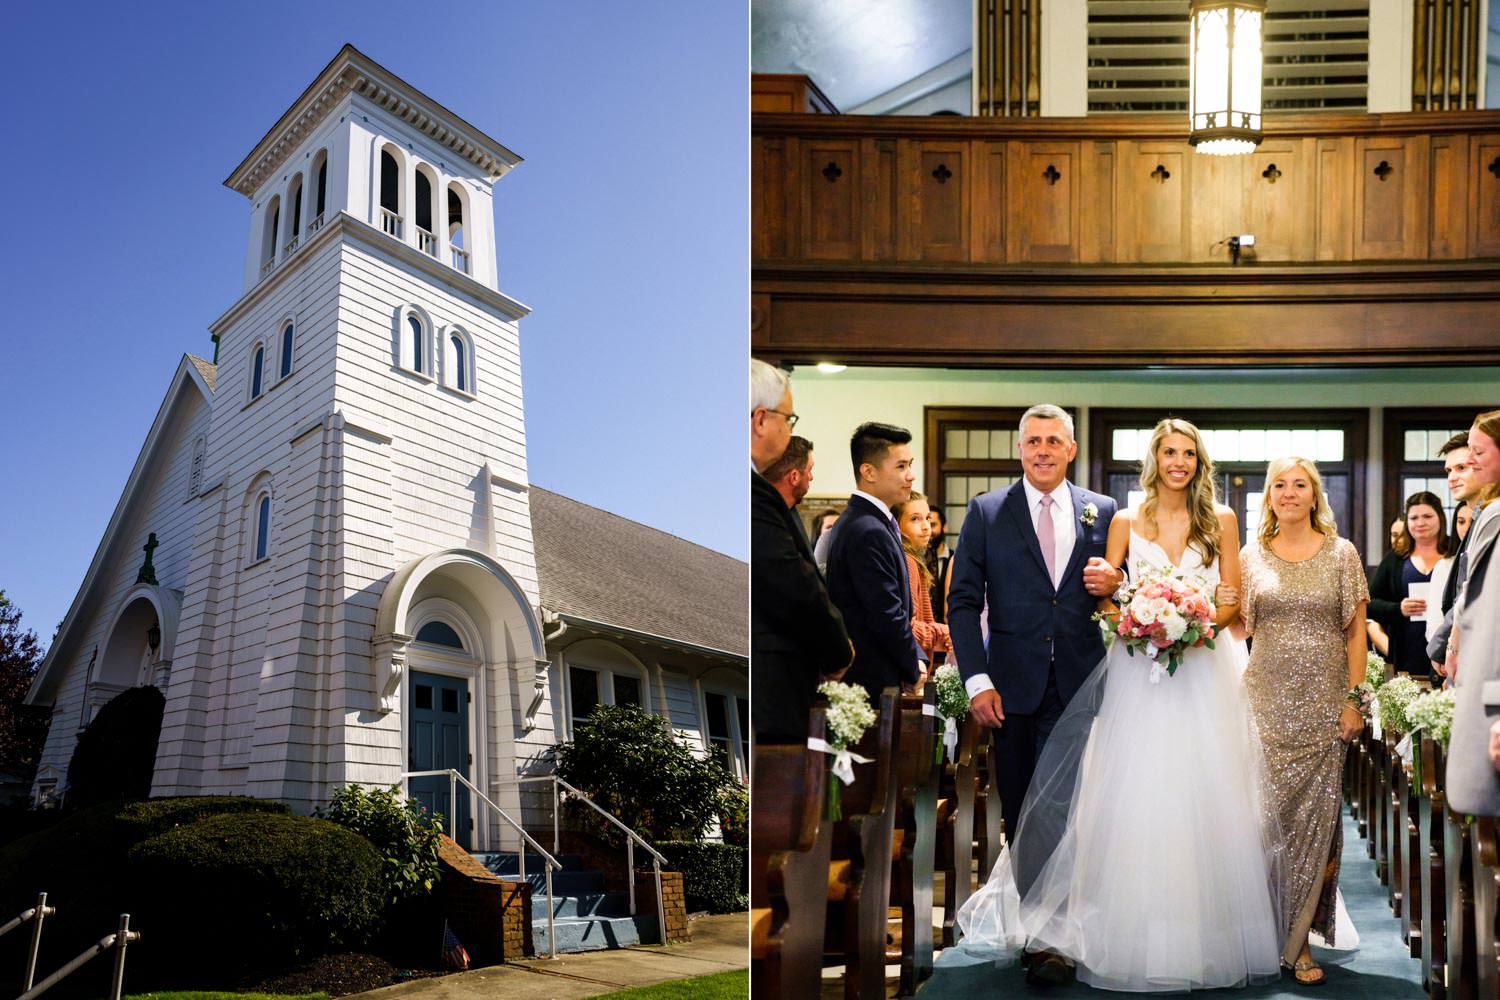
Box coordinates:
[1038,494,1057,585]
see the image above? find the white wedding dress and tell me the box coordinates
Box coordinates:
[940,531,1285,991]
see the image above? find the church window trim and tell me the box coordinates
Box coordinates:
[246,482,274,565]
[394,304,435,382]
[557,640,652,741]
[409,601,482,663]
[414,163,440,257]
[698,678,750,781]
[248,341,266,402]
[441,325,477,398]
[277,318,296,382]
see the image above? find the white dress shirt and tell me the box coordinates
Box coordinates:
[1022,477,1076,591]
[964,479,1077,699]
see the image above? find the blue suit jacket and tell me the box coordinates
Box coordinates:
[947,481,1116,715]
[826,494,922,697]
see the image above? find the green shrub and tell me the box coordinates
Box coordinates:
[658,840,747,914]
[717,783,747,848]
[554,704,738,844]
[128,812,384,979]
[0,797,300,997]
[318,784,442,905]
[66,686,164,808]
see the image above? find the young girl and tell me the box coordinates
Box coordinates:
[892,491,951,673]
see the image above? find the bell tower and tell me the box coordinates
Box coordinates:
[154,46,549,816]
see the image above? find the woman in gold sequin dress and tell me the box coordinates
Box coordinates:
[1240,456,1369,986]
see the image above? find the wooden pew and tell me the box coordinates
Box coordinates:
[827,687,901,1000]
[1418,736,1448,995]
[1470,816,1500,998]
[1400,748,1423,957]
[893,688,939,996]
[1387,731,1407,915]
[1370,732,1391,881]
[1443,799,1478,1000]
[942,716,985,947]
[750,706,832,1000]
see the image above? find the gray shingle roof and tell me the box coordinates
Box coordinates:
[187,354,217,391]
[529,486,747,658]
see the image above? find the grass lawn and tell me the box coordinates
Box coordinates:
[588,969,747,998]
[123,994,329,1000]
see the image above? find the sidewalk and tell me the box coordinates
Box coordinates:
[350,913,747,999]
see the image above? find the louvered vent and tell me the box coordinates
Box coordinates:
[1088,0,1369,114]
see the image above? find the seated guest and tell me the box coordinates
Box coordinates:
[762,435,815,510]
[750,360,851,744]
[826,422,923,698]
[809,507,840,548]
[893,491,951,678]
[925,506,952,625]
[1370,491,1454,680]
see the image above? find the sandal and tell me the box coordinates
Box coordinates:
[1291,958,1325,986]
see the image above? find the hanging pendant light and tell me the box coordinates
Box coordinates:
[1188,0,1265,155]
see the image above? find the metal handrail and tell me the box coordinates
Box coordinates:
[401,769,558,958]
[18,913,138,1000]
[500,774,668,947]
[1,893,54,992]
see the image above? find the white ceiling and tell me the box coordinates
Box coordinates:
[751,0,971,112]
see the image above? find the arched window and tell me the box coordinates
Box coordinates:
[415,620,464,648]
[254,494,271,561]
[260,196,280,276]
[395,305,433,378]
[415,167,437,255]
[443,327,474,394]
[447,183,470,274]
[309,150,328,233]
[279,323,294,379]
[379,148,402,237]
[250,344,264,399]
[287,174,303,249]
[409,315,424,374]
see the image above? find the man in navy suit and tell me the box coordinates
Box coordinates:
[827,423,923,698]
[947,404,1121,983]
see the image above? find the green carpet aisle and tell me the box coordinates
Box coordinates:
[916,807,1425,997]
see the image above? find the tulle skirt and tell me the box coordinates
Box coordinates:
[940,636,1286,992]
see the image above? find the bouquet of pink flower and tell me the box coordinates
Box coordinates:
[1099,566,1217,682]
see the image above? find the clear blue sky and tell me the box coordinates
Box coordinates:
[0,1,748,642]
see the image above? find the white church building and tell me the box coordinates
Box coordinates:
[25,46,747,845]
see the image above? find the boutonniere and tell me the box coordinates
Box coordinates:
[1080,502,1099,527]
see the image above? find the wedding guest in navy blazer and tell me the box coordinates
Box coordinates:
[827,422,924,699]
[750,360,851,745]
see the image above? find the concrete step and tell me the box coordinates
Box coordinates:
[472,851,585,873]
[532,913,661,954]
[530,888,631,919]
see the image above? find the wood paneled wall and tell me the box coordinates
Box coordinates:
[752,111,1500,367]
[754,112,1500,266]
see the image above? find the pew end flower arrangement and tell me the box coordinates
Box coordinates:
[933,665,970,764]
[815,681,878,820]
[1094,566,1216,683]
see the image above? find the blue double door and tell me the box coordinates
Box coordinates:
[408,670,473,848]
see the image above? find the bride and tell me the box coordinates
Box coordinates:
[942,418,1285,991]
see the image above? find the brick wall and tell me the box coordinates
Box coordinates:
[633,869,690,943]
[436,835,533,963]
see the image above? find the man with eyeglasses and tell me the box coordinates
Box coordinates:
[751,359,851,745]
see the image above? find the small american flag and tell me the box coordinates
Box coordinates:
[442,922,470,970]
